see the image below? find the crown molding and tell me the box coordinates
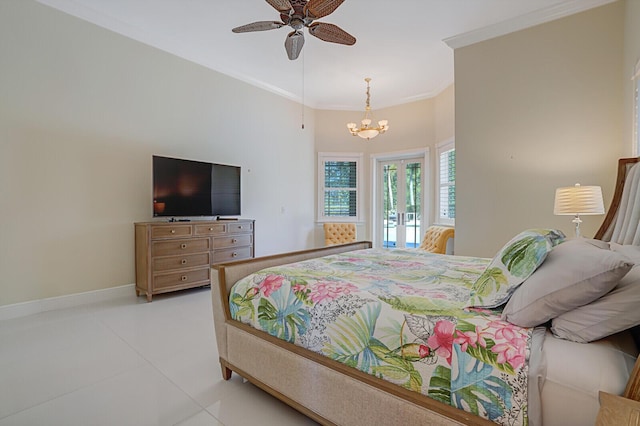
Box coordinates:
[444,0,617,49]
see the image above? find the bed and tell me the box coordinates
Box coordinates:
[211,157,640,426]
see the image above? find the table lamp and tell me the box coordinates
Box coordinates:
[554,183,605,237]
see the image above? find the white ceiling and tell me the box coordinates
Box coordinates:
[37,0,612,110]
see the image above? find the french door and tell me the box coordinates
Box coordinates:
[379,157,424,248]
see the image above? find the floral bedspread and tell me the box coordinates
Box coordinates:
[229,248,532,425]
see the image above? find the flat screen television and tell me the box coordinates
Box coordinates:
[152,155,241,218]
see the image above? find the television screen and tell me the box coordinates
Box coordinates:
[211,163,241,216]
[152,156,241,218]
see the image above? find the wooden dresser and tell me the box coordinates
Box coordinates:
[135,219,254,301]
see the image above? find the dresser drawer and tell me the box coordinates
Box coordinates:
[194,223,227,236]
[212,246,253,263]
[227,222,253,234]
[152,238,211,257]
[151,224,192,239]
[213,234,252,249]
[153,252,210,272]
[153,267,210,290]
[136,220,254,301]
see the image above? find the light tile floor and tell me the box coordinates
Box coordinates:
[0,288,318,426]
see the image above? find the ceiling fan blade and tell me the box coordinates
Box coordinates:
[266,0,293,14]
[284,31,305,60]
[304,0,345,19]
[232,21,284,33]
[308,22,355,45]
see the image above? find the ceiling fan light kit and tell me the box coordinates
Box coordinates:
[347,78,389,141]
[232,0,355,60]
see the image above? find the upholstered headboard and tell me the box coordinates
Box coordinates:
[591,157,640,402]
[595,157,640,243]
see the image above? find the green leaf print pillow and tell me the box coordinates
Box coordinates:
[467,229,565,308]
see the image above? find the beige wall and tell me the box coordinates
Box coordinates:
[435,84,456,144]
[314,88,454,243]
[0,1,317,306]
[454,2,625,257]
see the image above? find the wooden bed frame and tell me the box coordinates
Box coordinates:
[211,241,492,425]
[210,157,640,425]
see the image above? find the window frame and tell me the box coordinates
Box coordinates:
[436,139,455,226]
[317,152,363,223]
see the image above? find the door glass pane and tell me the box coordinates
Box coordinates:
[380,159,423,249]
[382,163,397,248]
[404,162,421,248]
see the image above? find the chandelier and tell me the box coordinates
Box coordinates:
[347,78,389,140]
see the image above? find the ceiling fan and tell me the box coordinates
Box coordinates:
[232,0,356,60]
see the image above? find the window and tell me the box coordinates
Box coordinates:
[318,152,362,222]
[437,140,455,224]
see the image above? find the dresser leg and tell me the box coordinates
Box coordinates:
[146,293,152,302]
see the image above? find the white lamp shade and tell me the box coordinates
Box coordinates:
[554,184,605,215]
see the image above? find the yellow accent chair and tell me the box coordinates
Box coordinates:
[323,223,357,246]
[418,225,454,254]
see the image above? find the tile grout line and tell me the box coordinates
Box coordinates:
[0,315,148,422]
[96,312,227,425]
[0,292,228,425]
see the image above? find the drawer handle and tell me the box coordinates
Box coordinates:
[231,238,238,244]
[171,229,176,234]
[239,226,243,230]
[209,227,214,231]
[181,259,187,265]
[181,243,187,249]
[181,275,188,281]
[232,252,238,257]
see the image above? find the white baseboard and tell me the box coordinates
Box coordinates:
[0,283,136,321]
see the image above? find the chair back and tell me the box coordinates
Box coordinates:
[324,223,356,246]
[419,226,454,254]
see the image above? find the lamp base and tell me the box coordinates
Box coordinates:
[572,214,583,238]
